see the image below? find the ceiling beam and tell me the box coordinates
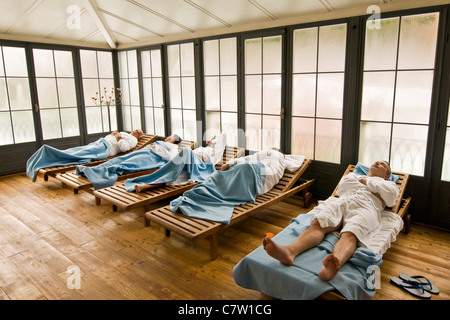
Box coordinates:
[83,0,116,49]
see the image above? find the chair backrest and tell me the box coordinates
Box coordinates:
[178,139,196,150]
[272,158,311,194]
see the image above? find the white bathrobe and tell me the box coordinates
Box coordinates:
[193,133,227,165]
[313,172,399,250]
[150,142,180,161]
[104,132,138,157]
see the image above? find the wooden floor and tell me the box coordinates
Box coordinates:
[0,172,449,300]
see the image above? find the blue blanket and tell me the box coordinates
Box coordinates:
[124,148,216,192]
[26,138,111,182]
[170,162,266,224]
[76,141,169,190]
[233,209,383,300]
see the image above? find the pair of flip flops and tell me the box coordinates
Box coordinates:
[390,273,440,299]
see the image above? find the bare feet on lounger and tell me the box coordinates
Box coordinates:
[134,183,164,193]
[318,254,340,281]
[262,236,295,266]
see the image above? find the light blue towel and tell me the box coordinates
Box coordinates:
[26,138,111,182]
[170,162,266,224]
[233,210,383,300]
[124,147,215,192]
[76,141,169,190]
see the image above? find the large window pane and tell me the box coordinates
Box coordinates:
[361,72,395,121]
[316,119,341,163]
[293,27,317,73]
[291,117,314,159]
[364,18,399,70]
[119,50,140,132]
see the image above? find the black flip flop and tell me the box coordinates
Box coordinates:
[390,276,431,299]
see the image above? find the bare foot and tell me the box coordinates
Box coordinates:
[134,183,164,193]
[262,236,295,266]
[318,254,340,281]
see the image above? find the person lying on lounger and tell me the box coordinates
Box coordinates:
[262,160,399,281]
[193,133,226,165]
[149,134,182,162]
[26,129,145,182]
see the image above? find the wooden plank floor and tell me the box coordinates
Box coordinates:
[0,172,449,300]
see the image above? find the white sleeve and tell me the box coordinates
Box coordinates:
[227,153,257,166]
[117,132,138,153]
[366,177,399,207]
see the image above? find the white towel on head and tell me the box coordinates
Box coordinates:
[284,155,305,172]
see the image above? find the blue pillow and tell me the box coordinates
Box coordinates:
[353,162,399,183]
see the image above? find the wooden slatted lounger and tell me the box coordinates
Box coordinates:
[93,146,245,211]
[144,158,314,260]
[38,133,158,181]
[54,139,196,194]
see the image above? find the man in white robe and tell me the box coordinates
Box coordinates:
[262,160,399,281]
[149,134,181,161]
[104,129,144,157]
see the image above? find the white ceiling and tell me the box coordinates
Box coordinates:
[0,0,447,49]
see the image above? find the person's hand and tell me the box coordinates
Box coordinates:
[221,163,230,171]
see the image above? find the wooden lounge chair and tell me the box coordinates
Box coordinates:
[93,146,245,211]
[38,133,158,181]
[54,139,196,194]
[144,158,314,260]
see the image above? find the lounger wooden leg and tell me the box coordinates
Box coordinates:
[95,197,101,206]
[165,229,171,237]
[74,189,78,194]
[44,174,49,181]
[209,234,218,261]
[113,205,117,212]
[403,213,411,234]
[144,217,150,227]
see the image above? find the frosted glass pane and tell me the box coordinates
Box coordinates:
[122,106,132,131]
[170,109,183,136]
[108,106,118,131]
[3,47,28,76]
[263,75,281,114]
[398,13,439,70]
[120,79,130,105]
[183,109,197,141]
[203,40,219,76]
[315,119,341,163]
[129,79,139,106]
[358,121,391,165]
[0,49,4,76]
[245,75,261,113]
[40,109,62,140]
[60,108,79,137]
[245,38,261,74]
[85,107,102,134]
[246,114,261,152]
[101,105,109,132]
[169,78,181,108]
[144,107,155,134]
[97,51,113,78]
[127,50,138,78]
[292,74,316,117]
[0,112,14,145]
[36,78,57,109]
[57,78,76,107]
[205,77,219,111]
[220,38,237,75]
[83,79,98,107]
[33,49,55,77]
[143,78,153,106]
[99,79,115,99]
[291,117,314,158]
[391,124,428,176]
[167,45,180,77]
[7,78,31,110]
[221,112,238,147]
[54,50,73,77]
[221,76,237,112]
[442,128,450,181]
[361,71,395,121]
[131,106,141,129]
[0,78,8,111]
[318,24,347,72]
[206,111,220,137]
[152,78,163,107]
[394,71,433,124]
[11,110,35,143]
[119,51,128,78]
[154,107,165,137]
[181,43,195,77]
[262,115,280,150]
[316,73,344,119]
[80,50,98,78]
[364,18,399,70]
[293,27,318,73]
[141,51,151,78]
[263,36,282,74]
[182,77,195,109]
[151,50,162,77]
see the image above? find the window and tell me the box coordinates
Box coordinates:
[141,48,165,137]
[359,13,439,176]
[442,97,450,181]
[291,23,347,163]
[203,37,238,146]
[245,35,282,152]
[167,42,197,141]
[80,50,117,134]
[119,50,141,131]
[0,46,35,145]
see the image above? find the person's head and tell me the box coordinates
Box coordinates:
[131,129,144,139]
[368,160,391,180]
[165,134,181,144]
